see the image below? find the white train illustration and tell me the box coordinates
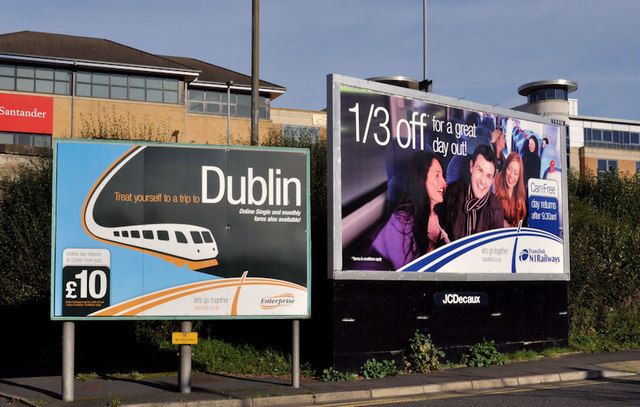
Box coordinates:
[82,145,219,271]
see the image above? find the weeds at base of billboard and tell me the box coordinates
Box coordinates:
[405,331,445,374]
[360,358,398,379]
[460,339,506,367]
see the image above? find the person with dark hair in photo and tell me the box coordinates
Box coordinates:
[523,136,541,186]
[444,144,505,241]
[372,150,449,269]
[494,152,527,227]
[491,129,506,173]
[540,137,549,157]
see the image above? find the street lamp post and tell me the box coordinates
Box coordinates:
[226,80,233,145]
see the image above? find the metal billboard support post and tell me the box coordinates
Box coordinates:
[179,321,192,393]
[292,320,300,388]
[62,321,75,401]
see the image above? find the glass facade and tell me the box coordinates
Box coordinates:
[76,71,179,104]
[0,63,71,95]
[527,87,568,103]
[0,131,51,147]
[584,128,640,150]
[0,63,181,104]
[187,89,269,119]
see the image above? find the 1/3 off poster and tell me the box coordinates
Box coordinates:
[330,75,568,280]
[52,140,310,319]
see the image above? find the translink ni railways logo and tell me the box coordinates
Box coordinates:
[518,248,560,264]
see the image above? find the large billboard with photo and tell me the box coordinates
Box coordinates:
[328,74,569,281]
[52,140,310,319]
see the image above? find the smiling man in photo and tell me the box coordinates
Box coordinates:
[444,144,505,241]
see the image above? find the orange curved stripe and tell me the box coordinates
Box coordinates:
[80,145,218,269]
[187,258,218,270]
[230,271,249,316]
[92,278,240,316]
[93,277,306,316]
[81,145,139,239]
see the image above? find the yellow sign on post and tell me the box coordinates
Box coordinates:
[172,332,198,345]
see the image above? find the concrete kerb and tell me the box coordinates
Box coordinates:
[370,385,424,399]
[310,368,635,406]
[471,378,506,390]
[517,373,561,386]
[307,368,633,406]
[6,365,638,407]
[312,390,372,403]
[253,394,315,407]
[0,391,41,407]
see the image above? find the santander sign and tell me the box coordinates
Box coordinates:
[0,93,53,134]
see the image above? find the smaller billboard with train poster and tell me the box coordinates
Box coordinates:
[51,139,310,320]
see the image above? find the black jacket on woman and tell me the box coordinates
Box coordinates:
[523,137,541,186]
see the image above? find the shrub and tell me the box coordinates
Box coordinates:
[360,358,398,379]
[460,339,506,367]
[567,169,640,351]
[0,160,52,306]
[320,367,356,382]
[405,331,444,373]
[187,337,291,376]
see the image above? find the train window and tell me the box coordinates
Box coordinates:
[175,231,188,243]
[190,231,203,244]
[157,230,169,241]
[122,231,129,237]
[201,231,214,243]
[131,230,140,238]
[113,231,120,237]
[143,230,154,239]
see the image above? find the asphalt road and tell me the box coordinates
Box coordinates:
[311,376,640,407]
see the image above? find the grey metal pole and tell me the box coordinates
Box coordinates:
[62,321,75,401]
[292,320,300,388]
[251,0,259,146]
[179,321,192,393]
[423,0,428,81]
[226,80,233,145]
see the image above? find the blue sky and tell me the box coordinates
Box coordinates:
[2,0,638,120]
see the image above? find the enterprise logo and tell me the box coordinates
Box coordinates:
[260,293,295,310]
[518,248,560,264]
[433,292,488,307]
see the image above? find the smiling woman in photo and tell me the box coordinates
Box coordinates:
[373,150,449,269]
[494,152,527,227]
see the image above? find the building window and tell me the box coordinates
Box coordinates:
[528,87,568,103]
[0,131,51,147]
[636,162,640,174]
[187,89,270,119]
[597,159,618,175]
[0,63,71,95]
[76,71,180,104]
[584,128,640,151]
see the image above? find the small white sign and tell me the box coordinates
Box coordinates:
[63,248,110,267]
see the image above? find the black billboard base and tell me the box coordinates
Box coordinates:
[331,280,568,373]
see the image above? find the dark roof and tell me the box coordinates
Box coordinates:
[0,31,193,73]
[161,55,284,91]
[0,31,285,96]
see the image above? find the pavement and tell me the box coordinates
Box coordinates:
[0,349,638,407]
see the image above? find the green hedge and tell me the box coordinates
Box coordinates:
[567,169,640,350]
[0,160,52,306]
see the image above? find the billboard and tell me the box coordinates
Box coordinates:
[328,74,569,281]
[52,140,310,319]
